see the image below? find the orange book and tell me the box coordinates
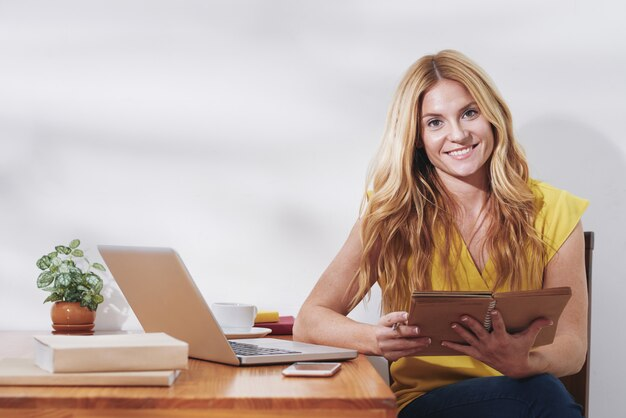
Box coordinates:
[407,287,572,356]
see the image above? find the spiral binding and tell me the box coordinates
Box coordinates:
[483,300,497,331]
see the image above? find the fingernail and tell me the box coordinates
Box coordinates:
[402,312,408,321]
[491,310,498,316]
[548,320,554,326]
[451,323,457,329]
[441,342,447,347]
[427,338,432,345]
[415,327,419,335]
[461,316,468,322]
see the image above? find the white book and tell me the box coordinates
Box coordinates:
[0,358,180,387]
[34,333,189,373]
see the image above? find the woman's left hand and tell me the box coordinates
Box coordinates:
[442,309,553,378]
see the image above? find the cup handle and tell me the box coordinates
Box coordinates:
[253,306,258,321]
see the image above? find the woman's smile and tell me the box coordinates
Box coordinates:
[445,144,478,159]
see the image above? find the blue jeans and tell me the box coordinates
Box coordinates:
[398,374,583,418]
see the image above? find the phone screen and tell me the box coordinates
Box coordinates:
[282,362,341,377]
[292,363,339,371]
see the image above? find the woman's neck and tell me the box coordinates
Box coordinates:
[437,170,490,217]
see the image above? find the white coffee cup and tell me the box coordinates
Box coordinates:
[211,303,258,332]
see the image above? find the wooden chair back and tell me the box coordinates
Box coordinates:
[559,231,594,416]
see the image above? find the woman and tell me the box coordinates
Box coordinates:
[293,50,588,417]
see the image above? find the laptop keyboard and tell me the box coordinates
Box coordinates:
[229,341,301,356]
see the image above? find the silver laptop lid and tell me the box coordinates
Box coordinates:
[98,245,240,365]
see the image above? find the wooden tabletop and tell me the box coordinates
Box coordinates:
[0,331,397,418]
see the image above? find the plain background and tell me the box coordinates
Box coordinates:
[1,1,624,416]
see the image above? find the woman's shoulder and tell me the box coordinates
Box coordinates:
[530,179,588,210]
[530,179,589,259]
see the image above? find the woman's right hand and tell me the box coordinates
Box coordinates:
[374,311,432,361]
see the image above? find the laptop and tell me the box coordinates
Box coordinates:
[98,245,357,366]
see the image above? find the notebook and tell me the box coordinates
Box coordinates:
[98,245,357,366]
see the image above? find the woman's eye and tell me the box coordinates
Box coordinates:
[463,109,479,119]
[427,119,442,128]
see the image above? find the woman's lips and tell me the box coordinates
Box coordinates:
[446,144,477,159]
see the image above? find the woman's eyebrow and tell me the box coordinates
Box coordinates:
[421,101,478,120]
[460,102,479,112]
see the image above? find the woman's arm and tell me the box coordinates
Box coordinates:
[293,220,431,359]
[530,220,588,376]
[442,221,588,378]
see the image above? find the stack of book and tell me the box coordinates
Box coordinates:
[0,332,188,387]
[254,310,295,335]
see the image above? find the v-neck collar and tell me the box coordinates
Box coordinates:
[458,234,493,291]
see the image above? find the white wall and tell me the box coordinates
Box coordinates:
[1,1,624,416]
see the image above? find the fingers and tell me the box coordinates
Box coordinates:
[450,321,479,345]
[490,310,506,334]
[378,311,408,328]
[450,315,489,342]
[383,337,432,361]
[395,324,420,337]
[376,311,430,360]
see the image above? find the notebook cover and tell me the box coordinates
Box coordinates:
[493,287,572,347]
[407,287,572,356]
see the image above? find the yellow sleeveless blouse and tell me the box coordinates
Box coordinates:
[391,180,589,411]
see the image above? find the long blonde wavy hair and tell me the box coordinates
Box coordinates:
[349,50,546,314]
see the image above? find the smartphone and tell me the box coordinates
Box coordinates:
[281,362,342,377]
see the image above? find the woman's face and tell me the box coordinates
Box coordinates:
[419,79,494,186]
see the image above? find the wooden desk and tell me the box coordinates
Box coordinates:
[0,332,397,418]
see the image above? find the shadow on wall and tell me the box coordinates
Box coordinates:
[518,115,626,416]
[518,115,626,244]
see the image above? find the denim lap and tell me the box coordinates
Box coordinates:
[398,374,583,418]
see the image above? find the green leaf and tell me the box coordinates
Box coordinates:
[71,249,84,257]
[69,268,83,283]
[36,256,51,270]
[64,290,80,303]
[94,278,104,294]
[56,273,71,287]
[69,239,80,249]
[44,293,62,303]
[77,285,90,293]
[92,263,106,272]
[85,273,101,287]
[93,294,104,304]
[47,251,58,259]
[58,264,70,274]
[37,271,55,288]
[55,245,71,255]
[51,257,62,267]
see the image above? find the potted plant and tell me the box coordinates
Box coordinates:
[36,239,106,332]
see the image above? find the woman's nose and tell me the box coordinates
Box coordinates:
[448,121,468,143]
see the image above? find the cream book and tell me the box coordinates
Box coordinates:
[0,358,180,386]
[408,286,572,356]
[34,332,189,373]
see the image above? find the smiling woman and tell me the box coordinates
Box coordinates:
[294,50,588,418]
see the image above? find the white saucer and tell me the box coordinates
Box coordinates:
[224,327,272,339]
